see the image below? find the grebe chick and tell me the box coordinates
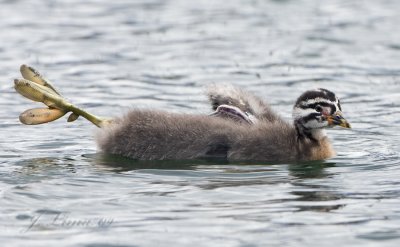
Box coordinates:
[97,85,350,161]
[14,65,350,162]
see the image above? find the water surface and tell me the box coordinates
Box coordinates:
[1,0,400,246]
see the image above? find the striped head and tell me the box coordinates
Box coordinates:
[293,89,350,137]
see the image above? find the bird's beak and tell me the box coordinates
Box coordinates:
[326,112,351,128]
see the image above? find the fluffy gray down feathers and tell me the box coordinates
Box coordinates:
[96,84,333,161]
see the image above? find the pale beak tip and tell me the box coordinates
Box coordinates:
[340,121,351,129]
[327,114,351,129]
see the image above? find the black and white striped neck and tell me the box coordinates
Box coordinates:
[295,120,326,142]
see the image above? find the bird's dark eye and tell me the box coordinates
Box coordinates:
[315,105,323,112]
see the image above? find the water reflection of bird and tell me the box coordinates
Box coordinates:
[14,65,350,162]
[97,84,350,161]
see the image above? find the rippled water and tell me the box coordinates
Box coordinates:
[1,0,400,246]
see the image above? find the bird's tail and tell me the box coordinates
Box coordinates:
[14,64,112,128]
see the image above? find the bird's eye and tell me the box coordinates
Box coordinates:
[315,105,323,112]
